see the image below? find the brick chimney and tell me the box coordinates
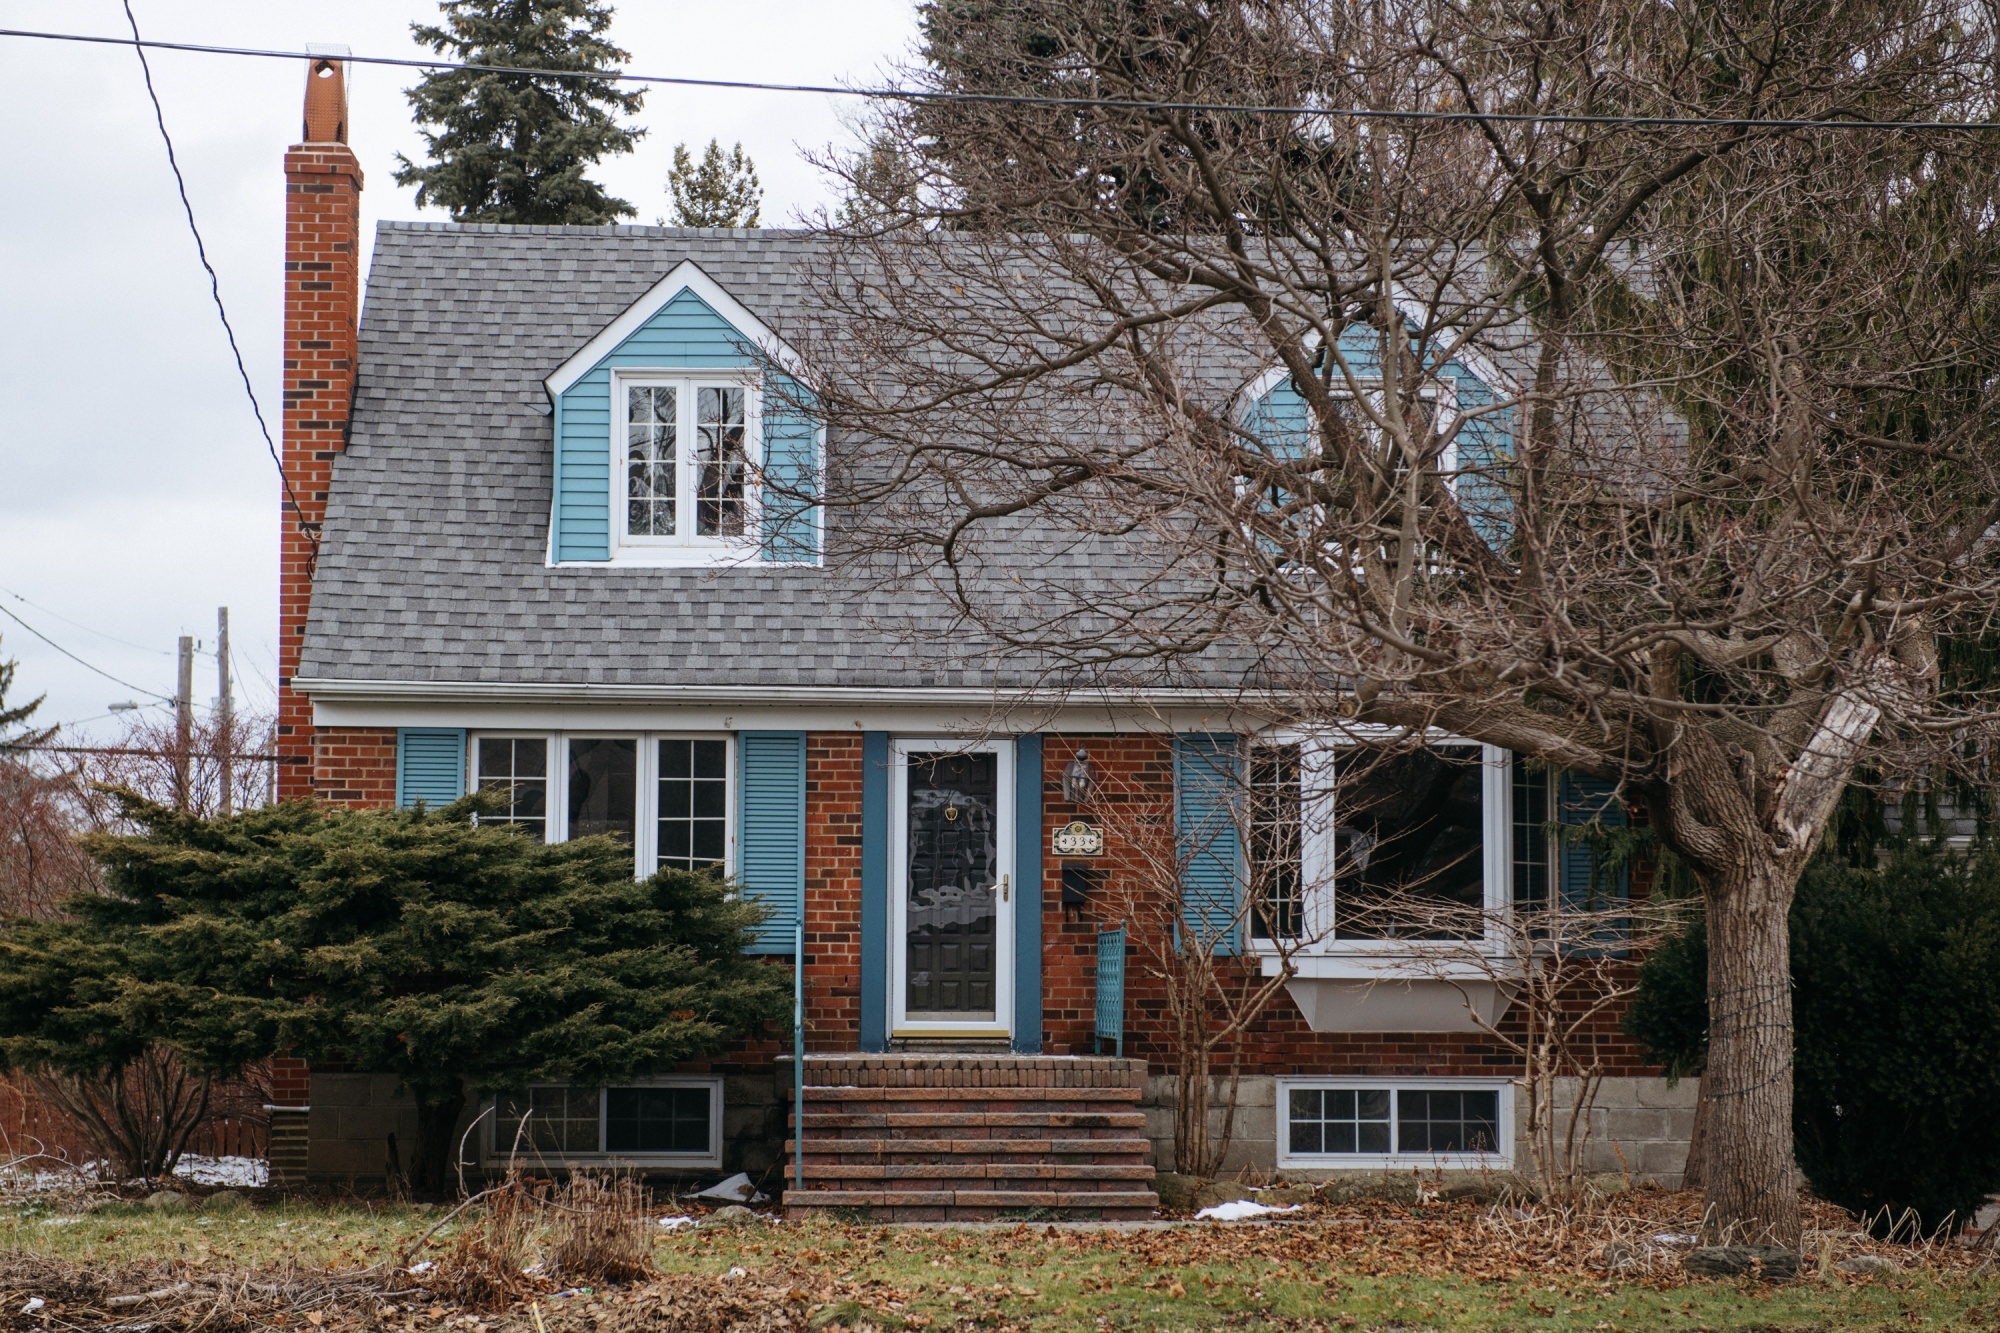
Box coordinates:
[277,46,363,803]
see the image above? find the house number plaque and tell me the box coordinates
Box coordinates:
[1051,819,1105,857]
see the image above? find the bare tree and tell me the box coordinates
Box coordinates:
[0,761,100,918]
[1070,736,1309,1178]
[1385,893,1678,1204]
[787,0,2000,1245]
[76,712,278,827]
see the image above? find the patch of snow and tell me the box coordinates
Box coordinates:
[657,1216,694,1229]
[1651,1233,1698,1246]
[1195,1200,1303,1222]
[21,1299,44,1314]
[171,1155,268,1188]
[694,1173,768,1204]
[39,1217,82,1227]
[407,1261,435,1275]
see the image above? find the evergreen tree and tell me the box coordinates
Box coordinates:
[394,0,645,225]
[0,792,790,1197]
[834,132,923,230]
[0,638,51,752]
[1626,847,2000,1234]
[665,140,763,228]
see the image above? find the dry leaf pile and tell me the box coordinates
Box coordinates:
[0,1252,402,1333]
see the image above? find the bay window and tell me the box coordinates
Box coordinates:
[1248,734,1515,951]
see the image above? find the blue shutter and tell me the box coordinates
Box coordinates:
[859,732,890,1052]
[1012,735,1044,1054]
[1175,733,1244,956]
[761,377,821,564]
[396,729,466,809]
[738,731,807,954]
[1558,772,1629,953]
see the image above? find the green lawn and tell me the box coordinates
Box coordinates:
[2,1196,1995,1331]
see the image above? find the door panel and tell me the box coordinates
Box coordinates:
[904,751,999,1018]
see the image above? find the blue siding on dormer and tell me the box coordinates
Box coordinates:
[551,288,819,563]
[1240,328,1515,547]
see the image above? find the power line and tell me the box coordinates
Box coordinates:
[0,583,171,657]
[6,23,2000,133]
[0,603,172,702]
[116,2,318,560]
[10,743,277,761]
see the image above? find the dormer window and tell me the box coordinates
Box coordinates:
[544,261,822,568]
[618,373,758,554]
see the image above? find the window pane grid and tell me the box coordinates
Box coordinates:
[496,1085,712,1158]
[606,1086,711,1154]
[626,386,677,537]
[1287,1086,1502,1158]
[1512,756,1550,913]
[657,739,729,874]
[695,385,748,537]
[1249,743,1303,939]
[477,737,547,842]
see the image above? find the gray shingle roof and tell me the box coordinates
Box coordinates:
[299,223,1123,693]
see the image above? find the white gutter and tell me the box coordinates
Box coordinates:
[290,676,1273,710]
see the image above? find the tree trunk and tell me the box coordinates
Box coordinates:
[410,1087,467,1202]
[1679,1068,1709,1192]
[1700,853,1801,1247]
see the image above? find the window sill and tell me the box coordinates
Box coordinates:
[1275,1151,1511,1172]
[1252,945,1517,981]
[481,1151,722,1170]
[553,547,820,570]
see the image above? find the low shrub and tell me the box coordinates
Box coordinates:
[1626,844,2000,1235]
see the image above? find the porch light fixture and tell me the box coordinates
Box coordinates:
[1062,749,1098,804]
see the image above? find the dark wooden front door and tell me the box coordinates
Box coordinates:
[904,751,1000,1018]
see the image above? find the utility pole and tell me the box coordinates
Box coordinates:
[217,607,233,816]
[175,635,194,813]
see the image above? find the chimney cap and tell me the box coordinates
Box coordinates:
[301,42,350,144]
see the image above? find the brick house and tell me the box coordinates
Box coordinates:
[273,55,1692,1214]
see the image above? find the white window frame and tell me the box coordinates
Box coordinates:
[1276,1076,1513,1170]
[468,731,737,882]
[888,737,1017,1040]
[1248,728,1512,972]
[1234,371,1461,482]
[609,369,764,567]
[483,1076,724,1169]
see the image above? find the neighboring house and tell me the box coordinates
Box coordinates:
[273,57,1690,1213]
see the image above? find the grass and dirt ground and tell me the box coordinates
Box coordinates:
[1,1184,1996,1332]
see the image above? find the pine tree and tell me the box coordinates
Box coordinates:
[394,0,645,225]
[834,132,923,229]
[0,638,52,752]
[665,140,763,228]
[0,792,791,1197]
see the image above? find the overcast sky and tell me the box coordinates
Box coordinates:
[0,0,920,745]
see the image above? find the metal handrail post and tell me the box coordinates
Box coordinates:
[793,918,805,1194]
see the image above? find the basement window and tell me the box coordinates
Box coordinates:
[1277,1079,1509,1168]
[489,1079,722,1167]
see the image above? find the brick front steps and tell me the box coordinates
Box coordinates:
[781,1054,1159,1222]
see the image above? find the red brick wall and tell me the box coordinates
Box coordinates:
[803,733,864,1047]
[312,727,397,807]
[276,80,364,804]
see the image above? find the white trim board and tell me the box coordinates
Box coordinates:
[544,260,803,397]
